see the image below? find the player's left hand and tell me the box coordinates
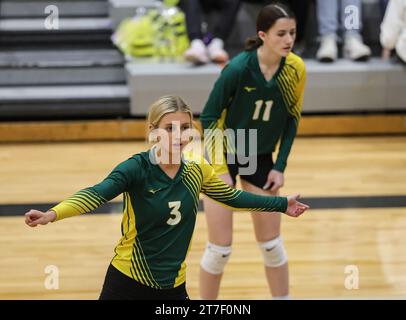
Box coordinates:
[263,169,284,192]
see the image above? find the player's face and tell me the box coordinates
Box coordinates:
[259,18,296,57]
[157,111,192,156]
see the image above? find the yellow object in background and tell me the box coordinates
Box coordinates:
[112,2,189,60]
[113,8,157,58]
[163,6,190,58]
[163,0,180,7]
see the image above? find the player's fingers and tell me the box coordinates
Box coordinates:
[292,209,303,217]
[25,216,32,225]
[26,210,42,219]
[262,180,271,190]
[28,220,38,227]
[27,215,44,227]
[39,217,49,225]
[270,182,280,193]
[25,210,34,220]
[297,201,310,209]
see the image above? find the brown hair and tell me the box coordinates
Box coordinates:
[245,3,296,51]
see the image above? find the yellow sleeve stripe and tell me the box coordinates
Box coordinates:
[277,80,301,122]
[189,165,204,188]
[276,62,304,122]
[279,71,297,103]
[181,162,203,210]
[182,163,202,194]
[203,184,236,194]
[52,188,108,221]
[182,178,199,205]
[65,190,104,210]
[72,194,99,210]
[63,199,93,213]
[284,63,300,81]
[81,189,107,204]
[202,185,241,200]
[202,181,235,191]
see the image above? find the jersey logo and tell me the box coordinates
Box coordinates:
[148,188,163,194]
[244,86,256,92]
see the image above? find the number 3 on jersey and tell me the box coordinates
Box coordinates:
[253,100,273,121]
[167,201,182,225]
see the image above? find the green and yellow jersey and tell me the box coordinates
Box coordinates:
[51,148,288,289]
[200,50,306,173]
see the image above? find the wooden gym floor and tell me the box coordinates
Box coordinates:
[1,136,406,299]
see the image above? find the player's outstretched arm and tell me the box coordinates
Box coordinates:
[199,158,310,217]
[201,172,309,216]
[23,157,141,225]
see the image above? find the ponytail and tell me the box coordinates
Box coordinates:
[245,36,263,51]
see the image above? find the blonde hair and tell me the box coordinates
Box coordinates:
[148,95,193,128]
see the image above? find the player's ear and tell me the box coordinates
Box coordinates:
[258,31,266,42]
[148,124,160,143]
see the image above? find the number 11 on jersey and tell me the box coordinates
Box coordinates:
[253,100,273,121]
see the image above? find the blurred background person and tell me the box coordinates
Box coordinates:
[380,0,406,63]
[316,0,371,62]
[180,0,241,65]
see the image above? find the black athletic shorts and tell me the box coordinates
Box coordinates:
[99,264,190,300]
[226,153,274,189]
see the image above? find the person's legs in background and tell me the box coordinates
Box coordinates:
[180,0,210,64]
[180,0,241,64]
[316,0,339,62]
[207,0,241,63]
[341,0,371,61]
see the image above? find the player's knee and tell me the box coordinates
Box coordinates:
[258,236,288,267]
[200,242,232,275]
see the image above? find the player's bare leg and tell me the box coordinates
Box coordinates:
[240,179,289,299]
[199,173,234,300]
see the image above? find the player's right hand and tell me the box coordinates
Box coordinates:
[25,210,56,227]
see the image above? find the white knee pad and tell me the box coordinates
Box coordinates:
[200,242,232,275]
[258,236,288,267]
